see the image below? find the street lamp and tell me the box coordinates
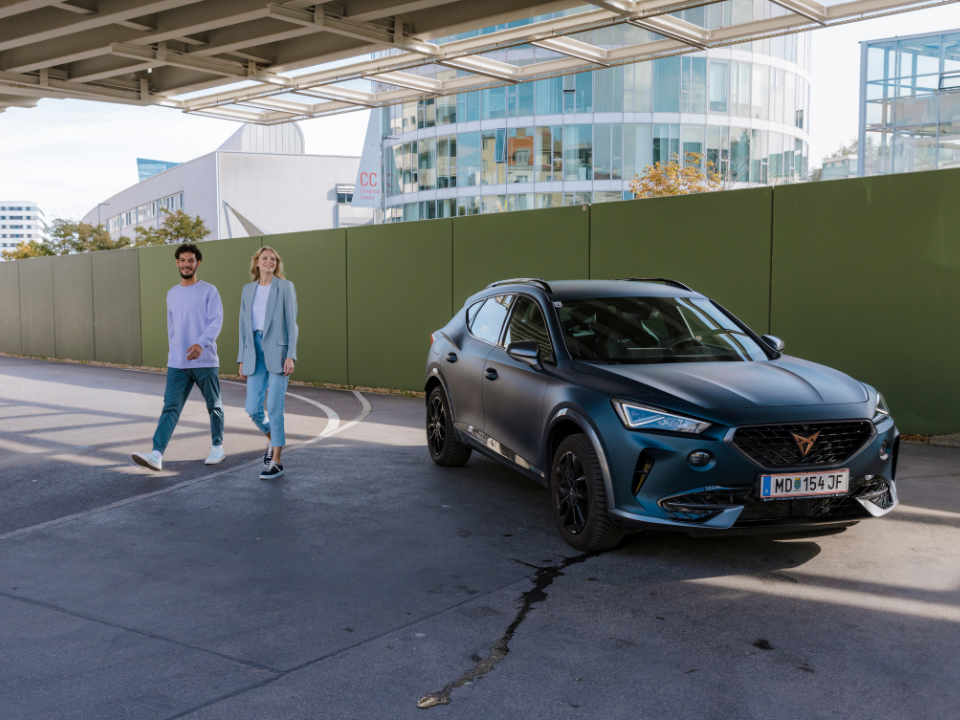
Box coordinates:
[97,202,110,225]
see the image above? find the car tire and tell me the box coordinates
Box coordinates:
[551,433,624,552]
[426,386,472,467]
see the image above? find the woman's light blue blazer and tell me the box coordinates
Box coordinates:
[237,278,298,375]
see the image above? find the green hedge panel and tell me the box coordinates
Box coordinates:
[0,261,21,355]
[771,168,960,435]
[452,205,591,309]
[138,245,183,369]
[18,257,56,358]
[590,187,774,333]
[262,230,348,385]
[52,253,95,361]
[139,238,261,372]
[347,219,453,390]
[93,248,141,366]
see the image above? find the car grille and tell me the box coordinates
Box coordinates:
[731,421,873,468]
[658,476,892,525]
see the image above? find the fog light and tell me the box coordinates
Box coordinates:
[688,451,711,467]
[879,441,889,460]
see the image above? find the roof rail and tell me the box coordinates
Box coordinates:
[614,277,693,292]
[486,277,553,293]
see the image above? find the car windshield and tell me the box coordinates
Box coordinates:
[557,296,769,364]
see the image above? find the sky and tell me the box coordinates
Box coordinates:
[1,5,958,222]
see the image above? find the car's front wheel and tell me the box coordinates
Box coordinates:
[426,386,472,467]
[551,434,624,551]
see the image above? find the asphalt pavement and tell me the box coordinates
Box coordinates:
[1,355,958,719]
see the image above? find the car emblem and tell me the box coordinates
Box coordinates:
[790,430,821,458]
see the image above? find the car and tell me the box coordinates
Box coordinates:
[424,278,899,551]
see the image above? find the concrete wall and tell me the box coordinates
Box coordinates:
[18,257,55,358]
[93,248,141,366]
[590,186,773,333]
[12,167,960,433]
[0,260,21,355]
[52,253,95,361]
[771,169,960,435]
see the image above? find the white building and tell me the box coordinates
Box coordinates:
[0,201,45,256]
[84,123,374,241]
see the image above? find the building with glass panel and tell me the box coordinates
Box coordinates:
[137,158,180,182]
[859,29,960,176]
[377,9,812,223]
[0,201,45,258]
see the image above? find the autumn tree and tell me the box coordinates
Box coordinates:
[46,218,131,254]
[134,209,210,246]
[629,152,723,199]
[1,239,55,261]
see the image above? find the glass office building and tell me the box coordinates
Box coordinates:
[378,8,812,223]
[137,158,180,182]
[859,30,960,176]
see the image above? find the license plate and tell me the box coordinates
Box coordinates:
[758,469,850,500]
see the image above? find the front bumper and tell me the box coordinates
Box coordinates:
[593,409,900,534]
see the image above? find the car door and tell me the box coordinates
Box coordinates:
[443,295,514,433]
[481,295,554,473]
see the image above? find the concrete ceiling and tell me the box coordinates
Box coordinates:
[0,0,954,123]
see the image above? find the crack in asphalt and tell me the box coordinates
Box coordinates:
[417,552,598,709]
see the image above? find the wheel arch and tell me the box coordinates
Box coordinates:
[543,406,618,518]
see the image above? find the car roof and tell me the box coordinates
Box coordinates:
[479,279,703,302]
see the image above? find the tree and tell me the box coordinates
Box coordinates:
[134,209,210,246]
[629,152,723,199]
[1,239,54,261]
[46,218,131,254]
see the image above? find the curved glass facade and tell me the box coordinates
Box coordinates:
[378,12,811,222]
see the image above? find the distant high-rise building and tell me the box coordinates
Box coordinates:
[0,201,45,258]
[137,158,180,182]
[859,29,960,176]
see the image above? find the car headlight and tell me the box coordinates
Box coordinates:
[611,399,712,434]
[873,393,891,424]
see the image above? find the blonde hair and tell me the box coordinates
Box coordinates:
[250,245,286,282]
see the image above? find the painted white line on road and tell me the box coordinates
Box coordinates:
[0,389,371,543]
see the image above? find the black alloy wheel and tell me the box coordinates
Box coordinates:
[556,450,589,535]
[427,394,446,456]
[426,386,472,467]
[550,434,624,551]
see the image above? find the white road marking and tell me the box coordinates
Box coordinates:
[0,388,371,543]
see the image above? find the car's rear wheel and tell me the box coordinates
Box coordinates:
[426,386,472,467]
[551,434,623,552]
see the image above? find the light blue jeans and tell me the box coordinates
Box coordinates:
[245,330,289,447]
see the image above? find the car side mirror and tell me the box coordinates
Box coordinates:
[761,335,785,353]
[507,340,542,370]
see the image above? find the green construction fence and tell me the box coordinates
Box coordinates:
[3,167,958,434]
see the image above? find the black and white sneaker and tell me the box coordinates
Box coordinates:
[263,441,273,467]
[260,461,284,480]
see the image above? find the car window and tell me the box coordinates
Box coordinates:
[557,296,768,364]
[503,296,553,357]
[470,295,514,345]
[466,300,484,328]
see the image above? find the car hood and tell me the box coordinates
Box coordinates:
[595,356,868,410]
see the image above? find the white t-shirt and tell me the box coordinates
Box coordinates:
[252,282,272,332]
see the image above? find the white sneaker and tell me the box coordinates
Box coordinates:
[205,447,226,465]
[132,450,162,471]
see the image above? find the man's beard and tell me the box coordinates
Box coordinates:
[179,267,196,279]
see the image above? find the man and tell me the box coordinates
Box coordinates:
[132,243,226,471]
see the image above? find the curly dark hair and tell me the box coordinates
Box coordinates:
[175,243,202,261]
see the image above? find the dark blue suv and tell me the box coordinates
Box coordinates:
[425,278,899,551]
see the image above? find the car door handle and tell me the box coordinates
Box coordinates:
[484,368,498,380]
[445,352,457,363]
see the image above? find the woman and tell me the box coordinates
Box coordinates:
[238,246,298,480]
